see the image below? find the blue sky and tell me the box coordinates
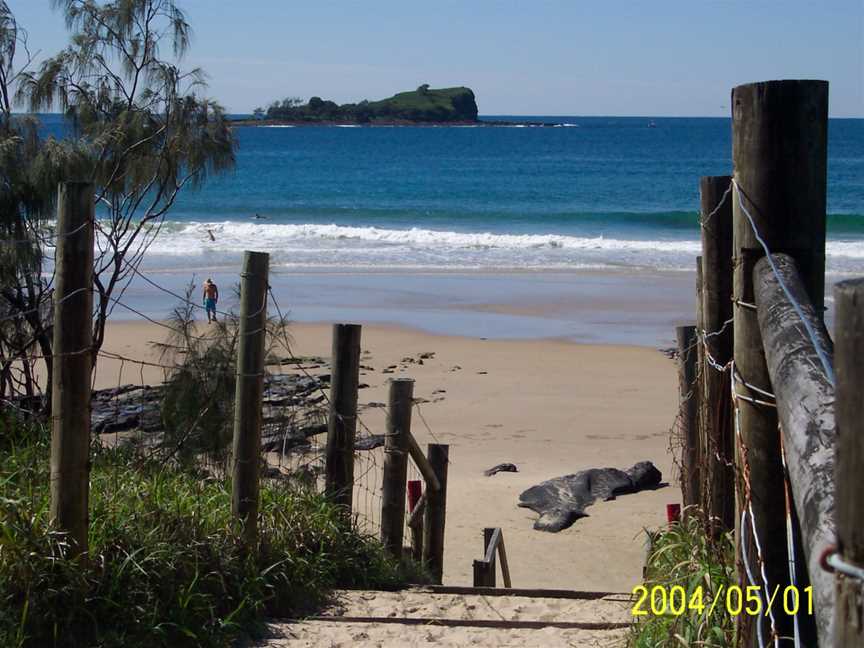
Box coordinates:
[7,0,863,117]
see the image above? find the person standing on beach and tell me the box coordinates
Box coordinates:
[203,278,219,323]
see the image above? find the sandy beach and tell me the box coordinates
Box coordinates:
[97,316,680,593]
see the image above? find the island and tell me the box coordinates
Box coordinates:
[239,85,479,126]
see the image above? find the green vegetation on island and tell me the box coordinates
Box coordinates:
[254,85,479,124]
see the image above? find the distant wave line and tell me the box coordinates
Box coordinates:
[144,220,864,259]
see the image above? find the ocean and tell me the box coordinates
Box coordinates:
[35,114,864,343]
[158,115,863,274]
[40,114,864,275]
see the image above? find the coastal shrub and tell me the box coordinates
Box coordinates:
[0,423,419,648]
[156,284,239,465]
[156,281,295,466]
[628,513,735,648]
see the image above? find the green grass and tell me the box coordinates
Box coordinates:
[0,419,421,647]
[628,514,736,648]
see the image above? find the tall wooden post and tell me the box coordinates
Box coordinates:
[695,258,706,512]
[700,175,735,531]
[380,378,414,558]
[50,182,94,557]
[422,443,449,584]
[325,324,361,511]
[834,278,864,648]
[732,79,828,644]
[231,251,269,544]
[676,325,700,508]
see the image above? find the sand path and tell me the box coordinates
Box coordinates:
[248,588,631,647]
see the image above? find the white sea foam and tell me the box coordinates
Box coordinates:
[151,221,698,252]
[142,221,864,272]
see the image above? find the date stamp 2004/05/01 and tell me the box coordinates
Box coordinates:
[631,584,814,618]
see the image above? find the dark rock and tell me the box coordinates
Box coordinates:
[355,434,385,451]
[484,463,518,477]
[518,461,663,532]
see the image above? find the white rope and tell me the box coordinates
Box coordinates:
[826,553,864,582]
[732,180,835,387]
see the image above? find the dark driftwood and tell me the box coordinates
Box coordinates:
[518,462,662,532]
[833,278,864,648]
[753,253,835,643]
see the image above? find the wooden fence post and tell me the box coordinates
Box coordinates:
[732,79,828,645]
[380,378,414,558]
[699,175,735,531]
[231,251,269,545]
[422,443,449,584]
[50,182,94,557]
[473,528,496,587]
[834,278,864,648]
[676,325,700,509]
[325,324,362,511]
[695,257,706,511]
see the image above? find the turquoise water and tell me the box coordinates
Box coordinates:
[41,115,864,273]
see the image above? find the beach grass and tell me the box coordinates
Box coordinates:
[0,415,421,648]
[628,513,735,648]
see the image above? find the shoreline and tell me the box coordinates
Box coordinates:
[113,267,700,348]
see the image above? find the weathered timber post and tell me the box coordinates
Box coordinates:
[754,254,833,643]
[484,527,497,587]
[325,324,362,511]
[380,378,414,558]
[834,278,864,648]
[473,528,497,587]
[422,443,449,584]
[732,79,828,645]
[676,325,700,508]
[231,251,269,544]
[700,175,735,532]
[407,480,424,562]
[696,257,706,511]
[50,182,95,557]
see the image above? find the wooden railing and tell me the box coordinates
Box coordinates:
[674,80,864,646]
[472,527,512,588]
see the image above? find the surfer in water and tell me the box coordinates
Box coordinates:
[203,278,219,323]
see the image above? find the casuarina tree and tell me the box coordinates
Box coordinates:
[1,0,235,408]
